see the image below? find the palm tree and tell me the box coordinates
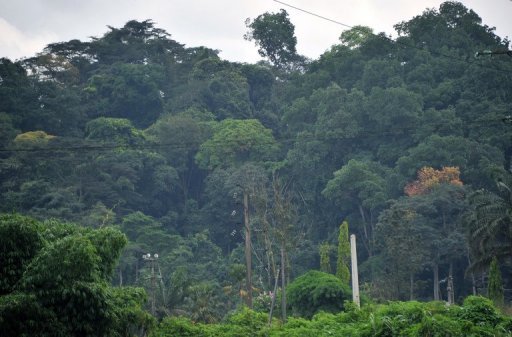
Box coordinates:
[467,181,512,271]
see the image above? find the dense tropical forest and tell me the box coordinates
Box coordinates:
[1,1,512,335]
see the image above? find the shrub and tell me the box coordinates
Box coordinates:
[287,270,352,318]
[458,296,502,327]
[150,316,205,337]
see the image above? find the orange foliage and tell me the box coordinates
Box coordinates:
[404,166,463,196]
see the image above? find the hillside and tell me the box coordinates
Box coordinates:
[1,1,511,333]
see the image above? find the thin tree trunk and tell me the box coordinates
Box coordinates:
[409,272,414,301]
[433,262,440,301]
[358,204,371,257]
[268,267,280,326]
[447,262,454,305]
[135,259,139,284]
[281,246,287,322]
[466,247,477,295]
[244,191,253,308]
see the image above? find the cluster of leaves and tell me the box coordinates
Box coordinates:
[404,166,463,196]
[0,213,153,336]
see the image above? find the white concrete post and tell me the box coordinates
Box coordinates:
[350,234,360,308]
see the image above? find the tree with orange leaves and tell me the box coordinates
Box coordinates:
[404,166,463,196]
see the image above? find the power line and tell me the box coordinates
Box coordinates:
[274,0,353,30]
[273,0,512,74]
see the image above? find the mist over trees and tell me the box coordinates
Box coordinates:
[1,1,512,335]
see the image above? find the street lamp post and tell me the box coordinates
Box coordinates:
[142,253,159,315]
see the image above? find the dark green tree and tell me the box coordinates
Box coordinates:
[0,214,153,336]
[244,9,298,68]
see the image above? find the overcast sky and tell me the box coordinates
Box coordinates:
[1,0,511,63]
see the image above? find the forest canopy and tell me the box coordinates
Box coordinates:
[0,1,511,335]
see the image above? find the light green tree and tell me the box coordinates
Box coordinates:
[336,221,351,285]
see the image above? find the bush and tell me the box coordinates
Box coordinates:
[150,316,206,337]
[458,296,502,327]
[287,270,352,318]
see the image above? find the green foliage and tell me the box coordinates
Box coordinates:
[2,1,512,326]
[467,179,512,272]
[0,214,45,295]
[220,307,271,337]
[339,26,374,49]
[336,221,351,285]
[319,242,332,273]
[287,270,352,318]
[196,118,278,170]
[488,257,504,307]
[0,213,152,336]
[0,292,66,337]
[143,298,512,337]
[86,117,145,145]
[13,131,56,145]
[245,9,298,68]
[151,316,205,337]
[458,295,502,327]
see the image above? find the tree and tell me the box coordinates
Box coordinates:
[244,9,298,68]
[376,203,432,300]
[377,168,468,301]
[323,159,389,258]
[196,119,277,309]
[196,118,278,170]
[404,166,463,196]
[339,25,374,49]
[84,63,164,128]
[0,214,153,335]
[467,178,512,271]
[319,242,332,274]
[487,257,504,307]
[0,214,45,295]
[336,221,351,285]
[397,135,505,190]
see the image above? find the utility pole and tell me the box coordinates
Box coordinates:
[142,253,159,315]
[350,234,360,308]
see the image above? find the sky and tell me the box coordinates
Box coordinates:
[1,0,511,64]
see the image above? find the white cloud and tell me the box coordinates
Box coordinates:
[0,17,58,60]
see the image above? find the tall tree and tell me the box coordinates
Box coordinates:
[336,221,351,285]
[244,9,298,68]
[323,159,389,258]
[488,257,504,307]
[467,177,512,271]
[319,242,332,274]
[196,118,278,308]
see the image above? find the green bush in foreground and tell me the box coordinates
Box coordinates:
[150,296,512,337]
[287,270,352,318]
